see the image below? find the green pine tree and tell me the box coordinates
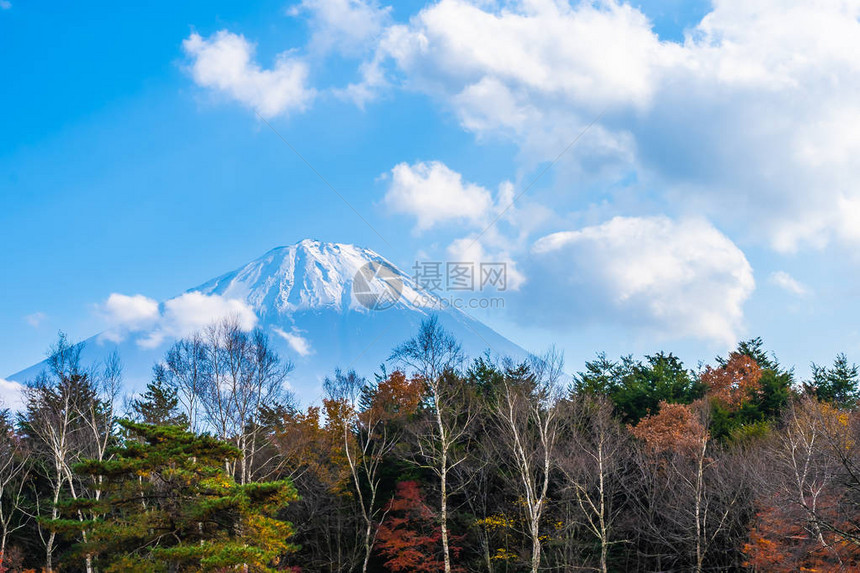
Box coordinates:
[130,365,189,427]
[62,420,298,572]
[807,353,860,409]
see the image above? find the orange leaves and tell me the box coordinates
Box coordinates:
[701,353,762,410]
[274,405,351,491]
[630,401,707,454]
[744,495,860,572]
[364,370,423,424]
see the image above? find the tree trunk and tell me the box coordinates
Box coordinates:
[598,440,608,573]
[440,454,451,573]
[437,402,452,573]
[530,518,541,573]
[694,437,706,573]
[362,517,373,573]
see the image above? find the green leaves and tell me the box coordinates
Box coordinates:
[58,420,298,572]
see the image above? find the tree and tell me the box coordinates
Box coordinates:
[700,353,762,412]
[390,316,469,573]
[575,352,699,423]
[560,395,628,573]
[0,411,29,559]
[730,338,793,421]
[202,320,294,485]
[269,403,360,573]
[164,319,294,485]
[493,348,565,573]
[755,397,860,566]
[700,353,764,439]
[22,333,113,573]
[376,481,460,573]
[69,420,298,572]
[324,369,420,573]
[631,400,742,572]
[807,353,860,409]
[130,365,189,427]
[162,333,209,433]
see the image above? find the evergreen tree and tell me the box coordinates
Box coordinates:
[575,352,699,422]
[130,365,189,427]
[64,420,298,572]
[729,338,793,422]
[807,353,860,409]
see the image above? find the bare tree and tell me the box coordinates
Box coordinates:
[560,394,628,573]
[630,400,741,572]
[324,368,408,573]
[163,332,208,433]
[493,348,565,573]
[23,334,105,573]
[390,316,469,573]
[773,397,854,556]
[197,318,294,484]
[77,350,122,485]
[0,410,30,558]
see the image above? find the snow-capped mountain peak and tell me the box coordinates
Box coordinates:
[8,240,526,404]
[195,239,431,316]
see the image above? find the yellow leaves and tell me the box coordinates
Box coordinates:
[272,403,353,493]
[491,548,517,561]
[474,514,516,530]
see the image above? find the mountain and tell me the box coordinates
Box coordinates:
[8,240,527,404]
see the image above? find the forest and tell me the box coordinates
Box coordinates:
[0,315,858,572]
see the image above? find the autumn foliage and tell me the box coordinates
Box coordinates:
[744,493,860,572]
[376,481,462,573]
[630,401,707,454]
[9,327,860,572]
[701,353,763,410]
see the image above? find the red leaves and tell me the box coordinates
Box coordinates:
[376,481,461,573]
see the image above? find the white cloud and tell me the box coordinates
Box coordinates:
[24,312,47,328]
[289,0,391,55]
[140,292,258,348]
[356,0,860,253]
[363,0,669,109]
[521,216,755,345]
[0,379,24,411]
[103,293,160,325]
[769,271,810,297]
[99,294,161,343]
[272,326,314,357]
[446,235,526,291]
[384,161,495,231]
[98,291,258,348]
[182,30,315,118]
[383,160,550,292]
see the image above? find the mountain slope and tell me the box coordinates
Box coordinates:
[8,240,527,404]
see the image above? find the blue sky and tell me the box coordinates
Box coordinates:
[2,0,860,385]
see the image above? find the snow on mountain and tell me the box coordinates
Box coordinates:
[195,239,434,315]
[7,240,528,405]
